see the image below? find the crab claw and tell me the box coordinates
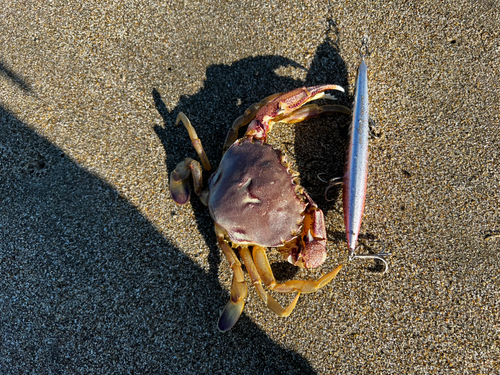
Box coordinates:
[287,231,327,269]
[300,229,327,268]
[287,192,328,269]
[244,84,345,141]
[169,158,203,204]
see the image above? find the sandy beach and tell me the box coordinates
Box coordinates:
[1,1,499,373]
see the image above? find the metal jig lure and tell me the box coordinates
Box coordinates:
[325,38,391,272]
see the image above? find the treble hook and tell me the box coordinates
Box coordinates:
[317,173,343,201]
[349,240,391,274]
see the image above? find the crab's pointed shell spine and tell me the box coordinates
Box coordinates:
[218,299,245,332]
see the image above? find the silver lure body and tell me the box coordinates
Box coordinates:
[343,58,369,253]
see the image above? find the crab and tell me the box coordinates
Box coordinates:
[169,84,350,331]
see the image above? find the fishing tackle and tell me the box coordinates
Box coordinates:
[325,38,391,272]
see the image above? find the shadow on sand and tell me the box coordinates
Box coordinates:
[0,67,319,375]
[0,28,349,374]
[153,28,351,282]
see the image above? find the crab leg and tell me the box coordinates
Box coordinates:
[223,92,282,151]
[169,158,203,205]
[170,112,213,205]
[252,246,343,294]
[175,112,212,171]
[239,247,301,317]
[216,226,248,332]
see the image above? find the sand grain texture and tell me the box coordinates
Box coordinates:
[1,1,499,374]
